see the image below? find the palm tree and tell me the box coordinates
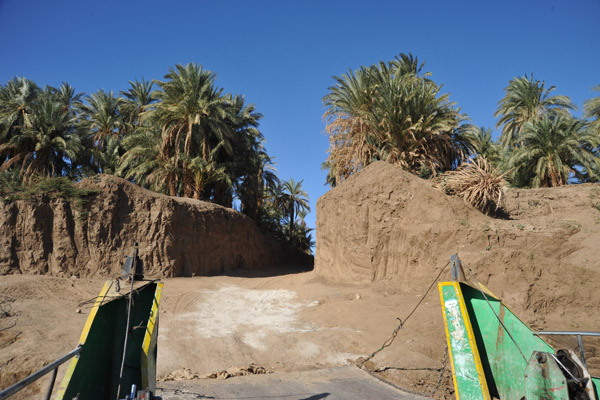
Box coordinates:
[323,54,466,185]
[207,94,262,207]
[188,148,232,201]
[584,85,600,134]
[262,179,286,230]
[118,126,165,189]
[0,92,82,180]
[235,139,277,220]
[463,126,502,165]
[120,78,154,132]
[495,74,575,148]
[148,63,232,198]
[389,53,430,78]
[293,209,315,253]
[221,94,272,215]
[94,136,121,175]
[323,64,379,182]
[282,178,309,237]
[0,78,40,161]
[79,89,123,148]
[508,115,598,187]
[367,67,466,171]
[49,82,84,115]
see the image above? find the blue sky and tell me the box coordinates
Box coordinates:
[1,0,599,234]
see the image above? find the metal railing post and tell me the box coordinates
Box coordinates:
[44,367,58,400]
[577,334,587,369]
[450,254,464,281]
[0,346,82,400]
[536,331,600,370]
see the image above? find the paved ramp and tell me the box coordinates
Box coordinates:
[156,366,430,400]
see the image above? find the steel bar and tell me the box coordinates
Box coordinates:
[0,346,82,400]
[44,367,58,400]
[577,335,587,369]
[536,331,600,337]
[536,331,598,369]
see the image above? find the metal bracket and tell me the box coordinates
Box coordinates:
[450,254,465,281]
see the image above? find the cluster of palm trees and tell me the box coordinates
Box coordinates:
[0,63,312,253]
[323,54,600,189]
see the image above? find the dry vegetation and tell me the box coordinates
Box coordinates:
[439,157,508,215]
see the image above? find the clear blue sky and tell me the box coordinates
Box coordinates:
[1,0,599,234]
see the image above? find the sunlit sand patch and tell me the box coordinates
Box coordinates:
[175,285,318,348]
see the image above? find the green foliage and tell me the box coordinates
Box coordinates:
[323,53,468,185]
[256,179,313,254]
[495,74,575,148]
[506,115,599,187]
[463,126,502,166]
[0,65,313,254]
[0,169,23,197]
[0,175,99,219]
[584,85,600,135]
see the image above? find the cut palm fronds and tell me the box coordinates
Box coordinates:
[440,157,508,215]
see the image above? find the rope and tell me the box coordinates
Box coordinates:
[464,265,528,363]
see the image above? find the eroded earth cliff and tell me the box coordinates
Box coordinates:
[0,175,297,277]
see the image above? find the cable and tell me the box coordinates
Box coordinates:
[359,260,450,366]
[116,244,138,400]
[464,264,528,362]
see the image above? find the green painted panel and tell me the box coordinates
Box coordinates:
[60,282,158,400]
[461,284,554,400]
[592,377,600,397]
[440,284,488,400]
[524,352,568,400]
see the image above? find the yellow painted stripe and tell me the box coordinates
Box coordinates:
[473,281,499,300]
[439,282,461,400]
[78,280,112,344]
[56,280,112,399]
[455,282,491,400]
[141,282,163,390]
[142,282,163,353]
[440,281,492,400]
[54,356,79,400]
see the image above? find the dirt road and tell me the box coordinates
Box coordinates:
[155,268,448,398]
[152,266,454,398]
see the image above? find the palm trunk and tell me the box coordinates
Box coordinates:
[202,134,209,161]
[289,206,295,239]
[183,163,193,198]
[183,124,194,198]
[549,164,559,187]
[168,175,176,197]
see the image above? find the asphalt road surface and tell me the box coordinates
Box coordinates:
[155,366,430,400]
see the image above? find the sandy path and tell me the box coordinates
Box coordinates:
[156,269,448,397]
